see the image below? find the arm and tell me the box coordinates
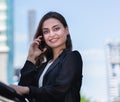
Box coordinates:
[9,36,47,96]
[18,60,38,86]
[29,51,83,101]
[19,36,47,86]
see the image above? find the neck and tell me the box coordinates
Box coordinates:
[52,47,65,60]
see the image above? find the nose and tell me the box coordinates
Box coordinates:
[49,31,55,36]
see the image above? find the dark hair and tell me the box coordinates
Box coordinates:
[34,11,72,66]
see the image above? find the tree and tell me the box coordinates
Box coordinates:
[81,95,91,102]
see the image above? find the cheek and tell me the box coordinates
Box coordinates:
[63,35,67,41]
[61,32,68,40]
[43,35,49,43]
[61,29,68,38]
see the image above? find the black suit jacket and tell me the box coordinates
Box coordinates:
[18,50,83,102]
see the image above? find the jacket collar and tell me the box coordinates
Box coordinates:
[44,49,70,77]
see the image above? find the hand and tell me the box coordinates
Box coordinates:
[27,36,47,64]
[9,84,29,95]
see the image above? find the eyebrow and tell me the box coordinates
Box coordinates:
[52,24,59,28]
[42,24,60,30]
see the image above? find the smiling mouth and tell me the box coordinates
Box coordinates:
[49,38,58,43]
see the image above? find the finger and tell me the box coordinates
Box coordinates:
[42,47,47,53]
[37,35,43,39]
[34,38,41,44]
[35,38,41,42]
[30,41,39,48]
[35,36,44,44]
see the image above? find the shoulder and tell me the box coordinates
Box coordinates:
[71,50,81,55]
[63,50,82,62]
[66,50,82,58]
[61,50,83,71]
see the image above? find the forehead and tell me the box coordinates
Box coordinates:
[42,18,62,28]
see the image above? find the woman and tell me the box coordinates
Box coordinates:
[10,11,83,102]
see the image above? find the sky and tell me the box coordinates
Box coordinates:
[14,0,120,102]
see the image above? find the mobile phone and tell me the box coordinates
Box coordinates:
[39,39,46,51]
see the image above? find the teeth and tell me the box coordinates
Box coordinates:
[50,38,58,42]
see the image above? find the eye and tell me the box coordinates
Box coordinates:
[54,27,60,31]
[43,30,49,34]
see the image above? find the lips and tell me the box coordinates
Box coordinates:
[49,38,59,43]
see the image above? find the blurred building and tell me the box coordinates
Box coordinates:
[28,9,36,44]
[105,41,120,102]
[0,0,14,83]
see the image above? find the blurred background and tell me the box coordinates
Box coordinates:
[0,0,120,102]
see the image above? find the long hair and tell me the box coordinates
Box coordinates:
[34,11,72,66]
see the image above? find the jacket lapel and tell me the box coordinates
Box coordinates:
[44,57,60,76]
[44,49,69,76]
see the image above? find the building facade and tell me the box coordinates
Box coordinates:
[28,9,36,44]
[0,0,14,83]
[105,41,120,102]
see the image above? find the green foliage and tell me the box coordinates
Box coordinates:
[81,95,91,102]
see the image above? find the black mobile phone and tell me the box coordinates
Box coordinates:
[39,40,46,51]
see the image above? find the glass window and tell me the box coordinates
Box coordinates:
[0,41,6,46]
[0,0,7,3]
[0,31,6,35]
[0,10,7,15]
[0,19,6,24]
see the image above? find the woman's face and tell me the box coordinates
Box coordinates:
[42,18,68,50]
